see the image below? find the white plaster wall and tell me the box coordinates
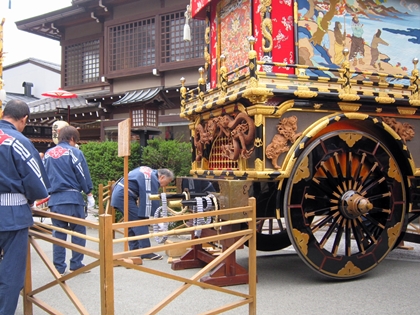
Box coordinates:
[3,63,60,98]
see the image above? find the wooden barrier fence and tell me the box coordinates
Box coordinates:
[24,197,257,314]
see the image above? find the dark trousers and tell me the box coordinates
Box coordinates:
[117,197,151,251]
[0,228,29,315]
[51,204,86,274]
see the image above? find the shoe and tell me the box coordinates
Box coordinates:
[141,253,163,260]
[70,268,91,274]
[60,270,70,276]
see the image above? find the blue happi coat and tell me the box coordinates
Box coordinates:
[0,120,50,231]
[44,142,93,207]
[111,166,160,217]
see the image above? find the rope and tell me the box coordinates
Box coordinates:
[153,193,169,244]
[193,197,204,238]
[193,196,213,238]
[153,192,216,241]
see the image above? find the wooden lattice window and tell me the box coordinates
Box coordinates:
[132,109,144,127]
[145,109,157,126]
[160,11,205,63]
[108,18,156,72]
[64,39,100,86]
[131,109,157,127]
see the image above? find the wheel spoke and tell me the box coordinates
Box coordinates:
[357,162,379,192]
[351,219,366,253]
[357,217,377,244]
[305,206,338,218]
[311,211,339,233]
[363,214,385,230]
[285,130,405,278]
[312,177,341,199]
[319,216,340,248]
[331,217,345,257]
[360,177,386,195]
[352,152,366,190]
[345,219,351,256]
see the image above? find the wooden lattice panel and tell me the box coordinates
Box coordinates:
[108,17,156,71]
[64,39,100,86]
[208,136,238,170]
[160,11,206,63]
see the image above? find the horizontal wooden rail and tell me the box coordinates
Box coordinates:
[23,197,256,315]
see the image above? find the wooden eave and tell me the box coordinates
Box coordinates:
[15,0,140,41]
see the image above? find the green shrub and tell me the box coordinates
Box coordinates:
[80,141,141,197]
[80,139,191,198]
[140,138,192,177]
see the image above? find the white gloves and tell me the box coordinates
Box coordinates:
[87,195,95,209]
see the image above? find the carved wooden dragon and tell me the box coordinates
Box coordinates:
[193,112,256,162]
[220,112,256,160]
[194,123,211,162]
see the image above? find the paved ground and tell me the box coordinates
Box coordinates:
[15,213,420,315]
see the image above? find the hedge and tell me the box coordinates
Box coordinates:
[79,138,192,198]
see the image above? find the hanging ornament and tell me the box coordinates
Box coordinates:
[183,5,191,41]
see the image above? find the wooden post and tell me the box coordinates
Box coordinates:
[248,197,257,315]
[99,214,114,315]
[118,118,131,251]
[98,183,104,216]
[23,236,33,315]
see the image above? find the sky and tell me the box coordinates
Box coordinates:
[1,0,72,66]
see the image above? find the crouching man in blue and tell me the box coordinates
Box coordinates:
[44,126,95,275]
[111,167,174,260]
[0,100,50,315]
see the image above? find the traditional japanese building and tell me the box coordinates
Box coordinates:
[15,0,205,147]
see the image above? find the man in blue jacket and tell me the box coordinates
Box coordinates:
[111,166,174,260]
[44,125,95,275]
[0,100,50,315]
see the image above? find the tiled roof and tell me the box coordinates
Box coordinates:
[28,89,111,116]
[112,87,174,109]
[3,93,39,105]
[113,87,161,105]
[29,97,97,115]
[4,58,60,72]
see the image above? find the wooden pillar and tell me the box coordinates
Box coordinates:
[99,214,114,315]
[248,197,257,315]
[23,236,33,315]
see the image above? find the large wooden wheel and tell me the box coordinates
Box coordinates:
[284,130,406,279]
[246,182,291,251]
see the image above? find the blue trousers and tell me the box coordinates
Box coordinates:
[0,228,29,315]
[50,204,86,274]
[116,198,151,251]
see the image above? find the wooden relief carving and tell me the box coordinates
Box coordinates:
[266,116,302,169]
[194,112,256,162]
[382,117,415,143]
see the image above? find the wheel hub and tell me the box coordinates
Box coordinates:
[340,190,373,219]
